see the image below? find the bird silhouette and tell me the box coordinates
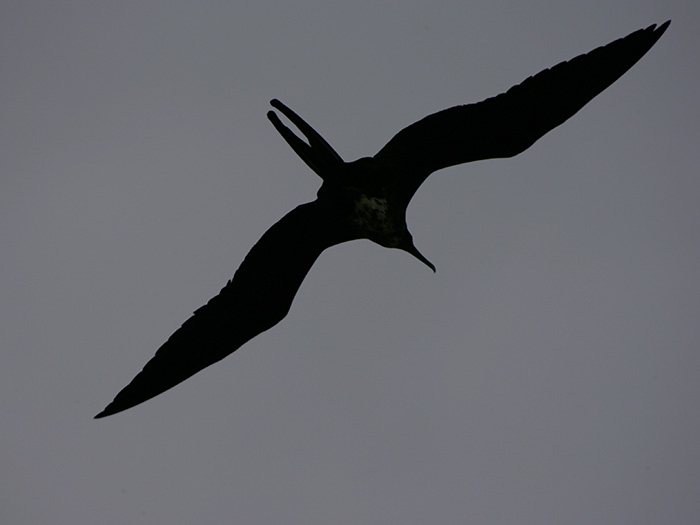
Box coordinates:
[95,21,669,418]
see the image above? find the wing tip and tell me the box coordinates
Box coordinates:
[94,403,120,419]
[658,20,671,30]
[651,20,671,36]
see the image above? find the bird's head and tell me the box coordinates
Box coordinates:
[349,193,435,272]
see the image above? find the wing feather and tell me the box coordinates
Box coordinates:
[375,22,670,200]
[95,200,352,417]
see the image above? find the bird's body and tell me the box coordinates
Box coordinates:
[96,22,670,418]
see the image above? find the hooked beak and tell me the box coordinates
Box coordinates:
[402,239,436,273]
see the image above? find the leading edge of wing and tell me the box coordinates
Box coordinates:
[95,200,351,418]
[374,21,670,196]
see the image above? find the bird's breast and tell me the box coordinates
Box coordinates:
[353,194,388,224]
[351,194,404,246]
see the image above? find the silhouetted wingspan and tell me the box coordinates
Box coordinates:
[374,21,670,201]
[95,200,354,418]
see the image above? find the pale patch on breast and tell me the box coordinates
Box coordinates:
[353,195,389,229]
[351,194,404,246]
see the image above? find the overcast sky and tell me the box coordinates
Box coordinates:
[2,2,698,524]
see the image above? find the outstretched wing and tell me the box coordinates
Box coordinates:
[95,200,353,418]
[374,21,670,202]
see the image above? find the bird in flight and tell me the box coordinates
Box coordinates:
[96,22,669,418]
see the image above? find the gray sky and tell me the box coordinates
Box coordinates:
[2,2,698,523]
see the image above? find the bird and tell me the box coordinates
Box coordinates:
[95,21,670,418]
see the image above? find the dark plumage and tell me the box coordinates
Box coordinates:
[96,22,669,418]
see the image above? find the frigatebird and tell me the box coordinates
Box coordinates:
[96,22,669,418]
